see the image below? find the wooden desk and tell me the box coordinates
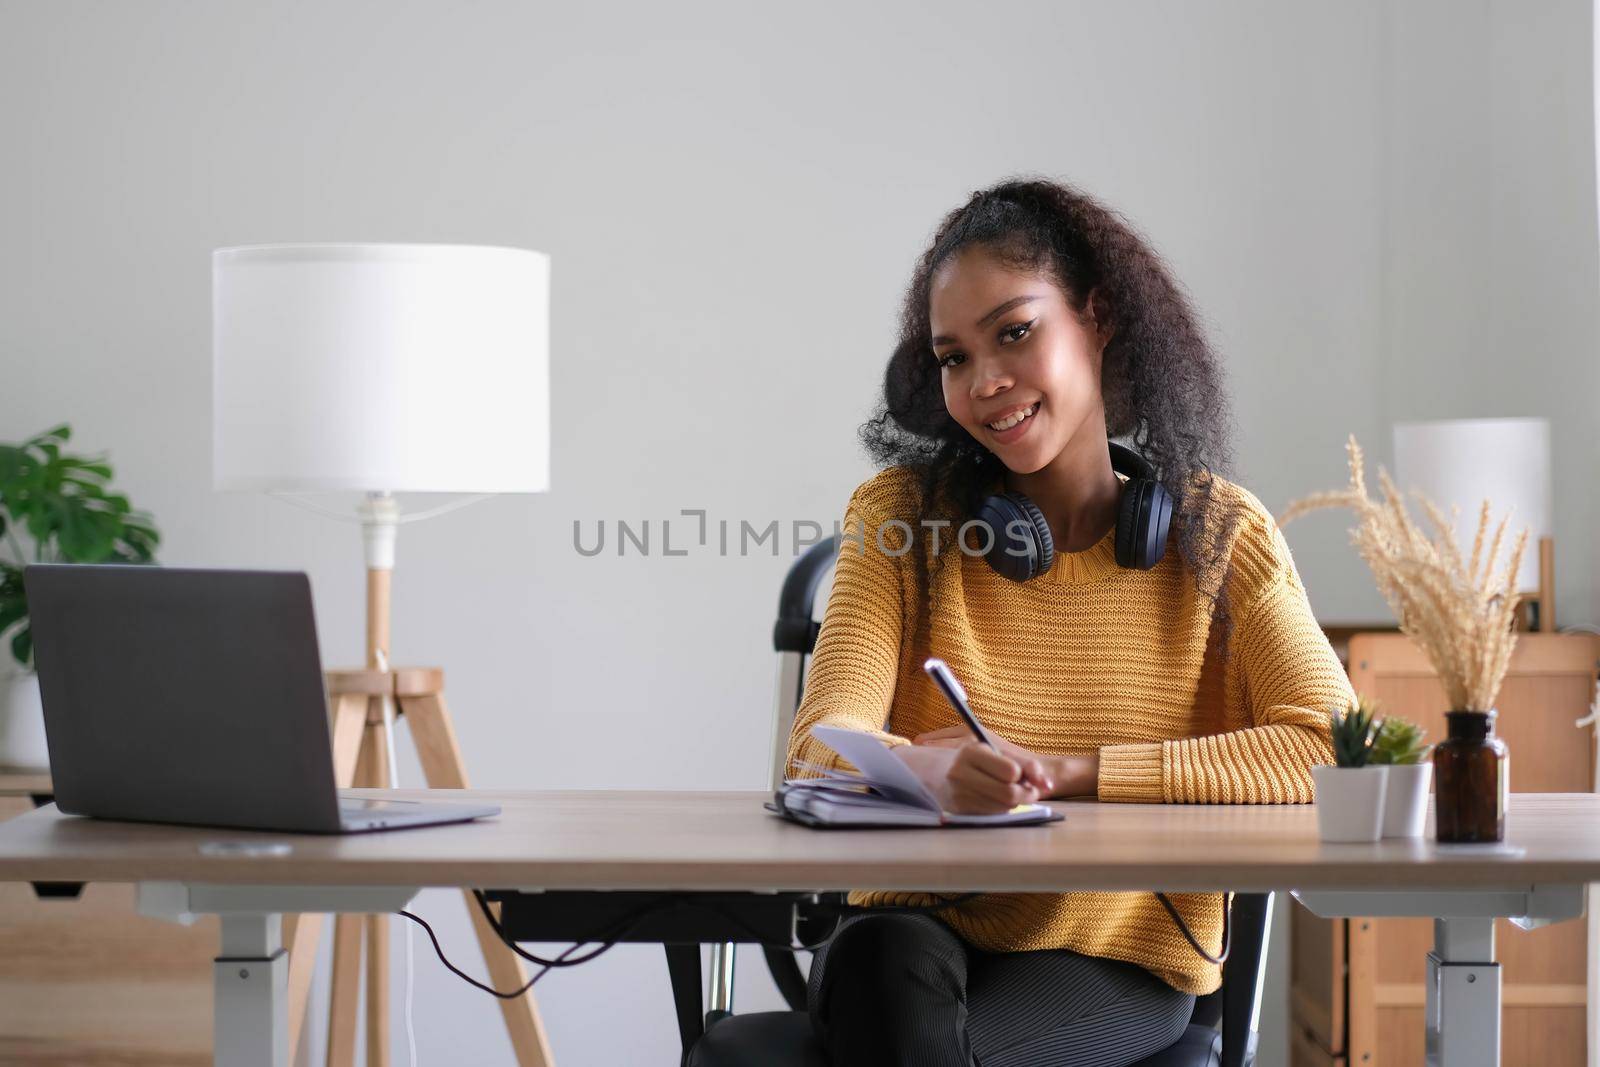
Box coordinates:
[0,789,1595,1067]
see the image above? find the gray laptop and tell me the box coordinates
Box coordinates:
[23,564,500,834]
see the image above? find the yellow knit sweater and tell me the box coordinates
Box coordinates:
[786,465,1352,995]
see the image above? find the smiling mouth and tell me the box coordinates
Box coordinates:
[986,401,1040,433]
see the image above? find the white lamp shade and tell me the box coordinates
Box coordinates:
[213,244,550,493]
[1392,417,1551,591]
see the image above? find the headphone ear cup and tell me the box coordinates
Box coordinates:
[976,493,1054,582]
[1146,483,1174,568]
[1115,480,1175,570]
[1012,494,1055,578]
[1114,484,1142,569]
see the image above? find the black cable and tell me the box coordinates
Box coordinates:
[400,909,563,999]
[442,884,1224,1003]
[771,791,1227,965]
[1153,891,1231,966]
[472,889,555,966]
[473,887,985,963]
[399,898,662,1000]
[472,890,706,966]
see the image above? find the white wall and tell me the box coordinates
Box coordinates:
[0,1,1593,1065]
[1380,0,1600,628]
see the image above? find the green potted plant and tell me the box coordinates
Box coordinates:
[0,425,159,768]
[1312,694,1389,842]
[1371,715,1431,838]
[1283,436,1525,842]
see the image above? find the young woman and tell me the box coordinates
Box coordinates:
[787,178,1355,1067]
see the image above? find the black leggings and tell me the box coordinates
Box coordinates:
[807,912,1196,1067]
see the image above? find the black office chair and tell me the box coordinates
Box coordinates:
[676,535,1272,1067]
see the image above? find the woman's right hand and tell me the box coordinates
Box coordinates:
[892,743,1046,815]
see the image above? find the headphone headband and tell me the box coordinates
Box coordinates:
[976,441,1172,580]
[1108,440,1156,482]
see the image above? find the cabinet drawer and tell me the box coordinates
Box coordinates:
[1291,1025,1346,1067]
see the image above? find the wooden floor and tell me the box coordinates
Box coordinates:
[0,793,214,1065]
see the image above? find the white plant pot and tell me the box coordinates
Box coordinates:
[0,670,49,770]
[1312,765,1388,843]
[1381,762,1433,838]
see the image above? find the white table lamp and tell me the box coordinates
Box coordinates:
[214,242,548,551]
[211,243,555,1067]
[1392,417,1554,629]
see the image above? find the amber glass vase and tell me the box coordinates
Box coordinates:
[1432,710,1507,843]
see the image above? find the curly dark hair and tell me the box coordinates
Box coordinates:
[859,176,1240,648]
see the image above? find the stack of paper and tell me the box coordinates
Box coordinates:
[769,725,1061,828]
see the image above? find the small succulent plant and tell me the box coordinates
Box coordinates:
[1329,695,1382,768]
[1371,716,1429,766]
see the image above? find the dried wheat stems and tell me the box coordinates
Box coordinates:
[1280,435,1528,712]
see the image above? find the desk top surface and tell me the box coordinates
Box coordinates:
[1,790,1598,892]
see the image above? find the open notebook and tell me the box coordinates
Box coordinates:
[767,725,1063,828]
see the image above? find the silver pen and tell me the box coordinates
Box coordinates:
[922,657,1002,750]
[923,657,1050,795]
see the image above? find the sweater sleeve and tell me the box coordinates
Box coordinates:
[784,481,915,778]
[1098,521,1349,804]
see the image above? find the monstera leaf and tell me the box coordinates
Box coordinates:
[0,425,160,669]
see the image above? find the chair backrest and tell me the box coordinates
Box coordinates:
[1219,892,1271,1067]
[767,534,1272,1065]
[768,534,841,790]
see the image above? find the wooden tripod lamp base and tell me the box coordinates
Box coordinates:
[211,242,555,1065]
[279,664,556,1067]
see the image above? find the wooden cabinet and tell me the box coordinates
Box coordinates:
[1290,632,1600,1067]
[1291,892,1347,1066]
[0,769,215,1065]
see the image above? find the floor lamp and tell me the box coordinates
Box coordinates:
[213,243,553,1067]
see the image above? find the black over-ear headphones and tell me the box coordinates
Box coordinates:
[970,440,1219,963]
[974,442,1173,581]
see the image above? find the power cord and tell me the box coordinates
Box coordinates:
[404,891,991,1006]
[470,888,985,960]
[1154,892,1230,965]
[401,893,684,998]
[400,910,621,998]
[415,887,1224,1007]
[470,890,690,965]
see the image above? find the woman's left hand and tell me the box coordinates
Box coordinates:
[911,727,1098,799]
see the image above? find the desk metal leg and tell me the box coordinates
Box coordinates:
[139,884,421,1067]
[1426,917,1500,1067]
[214,913,288,1067]
[1294,886,1583,1067]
